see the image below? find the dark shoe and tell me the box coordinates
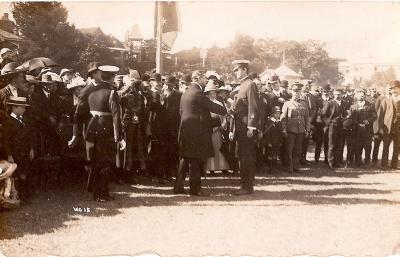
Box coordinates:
[233,188,253,195]
[300,160,311,166]
[293,169,301,173]
[173,188,186,194]
[190,190,210,197]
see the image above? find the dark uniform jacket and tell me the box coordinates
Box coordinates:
[281,99,310,134]
[260,117,283,150]
[178,83,226,160]
[233,77,260,132]
[75,82,122,163]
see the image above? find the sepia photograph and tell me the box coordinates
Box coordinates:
[0,1,400,256]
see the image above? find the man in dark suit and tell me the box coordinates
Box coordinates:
[391,81,400,169]
[372,85,397,168]
[322,88,349,168]
[300,81,317,165]
[161,75,181,180]
[4,96,35,202]
[0,62,28,112]
[232,60,260,195]
[349,90,377,167]
[31,73,63,156]
[174,71,226,196]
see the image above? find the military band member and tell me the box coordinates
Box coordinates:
[349,90,377,167]
[232,60,260,195]
[281,82,310,173]
[69,65,126,202]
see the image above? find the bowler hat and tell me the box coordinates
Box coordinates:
[150,73,161,82]
[343,118,354,130]
[321,84,331,92]
[291,82,304,91]
[280,80,289,88]
[165,75,177,86]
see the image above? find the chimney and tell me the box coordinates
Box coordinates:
[3,13,9,20]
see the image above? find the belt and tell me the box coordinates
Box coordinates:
[90,111,112,117]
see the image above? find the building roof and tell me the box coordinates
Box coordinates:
[274,64,301,78]
[78,27,104,36]
[0,28,22,42]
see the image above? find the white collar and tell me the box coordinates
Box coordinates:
[10,112,23,122]
[272,89,280,96]
[335,99,341,104]
[270,117,279,122]
[42,88,50,98]
[358,101,365,107]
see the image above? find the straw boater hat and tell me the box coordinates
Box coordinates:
[60,68,73,77]
[204,81,217,93]
[6,96,30,107]
[40,72,63,84]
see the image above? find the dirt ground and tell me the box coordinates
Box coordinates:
[1,163,400,257]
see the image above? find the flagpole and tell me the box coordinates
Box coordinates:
[156,1,163,74]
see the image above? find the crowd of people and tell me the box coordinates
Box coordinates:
[0,47,399,208]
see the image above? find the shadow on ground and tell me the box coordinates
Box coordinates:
[0,163,399,240]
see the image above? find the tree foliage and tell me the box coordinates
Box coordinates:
[12,2,115,73]
[173,33,343,85]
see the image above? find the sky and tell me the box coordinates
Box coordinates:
[1,1,400,62]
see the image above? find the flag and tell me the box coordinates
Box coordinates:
[154,1,181,49]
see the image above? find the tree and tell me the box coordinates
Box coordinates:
[12,2,115,73]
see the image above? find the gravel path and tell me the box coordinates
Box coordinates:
[1,165,400,257]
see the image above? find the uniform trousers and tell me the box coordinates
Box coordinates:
[174,157,203,194]
[286,132,304,172]
[236,130,256,192]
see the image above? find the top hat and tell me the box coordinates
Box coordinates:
[180,74,192,84]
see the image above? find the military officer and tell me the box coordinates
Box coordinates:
[232,60,260,195]
[281,82,310,173]
[69,65,126,202]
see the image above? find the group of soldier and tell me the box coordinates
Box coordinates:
[0,49,399,206]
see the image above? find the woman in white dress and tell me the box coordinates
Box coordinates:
[203,81,230,173]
